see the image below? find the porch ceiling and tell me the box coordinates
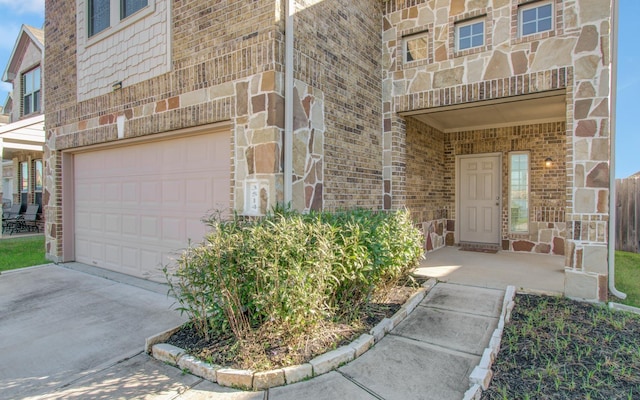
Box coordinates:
[0,115,45,160]
[404,91,566,133]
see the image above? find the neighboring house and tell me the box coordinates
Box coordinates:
[44,0,614,300]
[0,25,45,222]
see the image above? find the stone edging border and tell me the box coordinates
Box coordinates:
[463,285,516,400]
[145,277,439,391]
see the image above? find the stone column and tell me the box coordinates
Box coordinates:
[43,130,62,262]
[563,0,612,301]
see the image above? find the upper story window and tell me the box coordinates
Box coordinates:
[122,0,148,18]
[22,67,41,116]
[519,1,553,37]
[88,0,149,37]
[456,20,484,51]
[403,31,429,63]
[89,0,110,36]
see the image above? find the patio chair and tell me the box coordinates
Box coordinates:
[20,204,41,233]
[7,204,41,235]
[2,204,22,234]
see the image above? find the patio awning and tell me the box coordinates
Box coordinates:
[0,115,45,159]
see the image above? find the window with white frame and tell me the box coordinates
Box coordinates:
[34,160,43,192]
[509,152,529,233]
[403,31,429,63]
[89,0,110,36]
[22,67,41,116]
[519,1,553,37]
[121,0,148,19]
[88,0,149,37]
[456,19,484,51]
[20,162,29,193]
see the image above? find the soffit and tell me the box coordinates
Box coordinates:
[404,91,566,132]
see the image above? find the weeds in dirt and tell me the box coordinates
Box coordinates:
[483,294,640,399]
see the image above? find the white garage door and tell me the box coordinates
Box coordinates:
[74,130,230,281]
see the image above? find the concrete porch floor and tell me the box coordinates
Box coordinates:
[414,246,565,294]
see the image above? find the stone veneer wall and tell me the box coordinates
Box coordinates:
[293,0,384,210]
[383,0,613,300]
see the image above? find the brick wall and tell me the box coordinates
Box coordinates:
[404,117,448,220]
[445,122,567,254]
[294,0,384,210]
[403,119,566,254]
[44,0,282,261]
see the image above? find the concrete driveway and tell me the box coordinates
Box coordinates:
[0,263,186,399]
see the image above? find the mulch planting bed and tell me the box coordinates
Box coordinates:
[482,294,640,399]
[166,285,417,371]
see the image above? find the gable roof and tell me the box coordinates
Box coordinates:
[2,25,44,83]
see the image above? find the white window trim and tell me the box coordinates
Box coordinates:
[518,0,554,38]
[85,0,155,45]
[455,19,485,52]
[22,66,41,116]
[508,151,530,234]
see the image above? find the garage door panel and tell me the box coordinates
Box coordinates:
[105,244,120,264]
[185,177,210,205]
[122,182,139,204]
[104,214,121,234]
[186,218,206,240]
[121,214,138,236]
[161,217,184,241]
[90,242,104,262]
[140,216,160,239]
[140,250,161,278]
[76,211,91,230]
[75,130,230,281]
[76,238,90,260]
[162,180,184,206]
[122,247,139,268]
[141,182,161,204]
[89,183,104,201]
[90,213,103,231]
[104,182,121,203]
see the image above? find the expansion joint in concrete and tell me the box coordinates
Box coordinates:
[336,370,386,400]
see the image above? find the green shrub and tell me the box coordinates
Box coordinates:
[165,207,424,343]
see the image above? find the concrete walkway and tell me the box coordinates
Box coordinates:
[40,281,504,400]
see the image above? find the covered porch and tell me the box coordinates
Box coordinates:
[1,115,45,237]
[414,246,565,294]
[399,90,568,258]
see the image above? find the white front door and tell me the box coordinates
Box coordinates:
[459,154,501,244]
